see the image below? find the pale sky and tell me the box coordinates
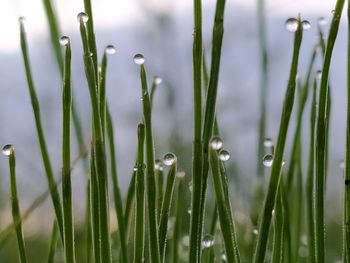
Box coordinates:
[0,0,338,52]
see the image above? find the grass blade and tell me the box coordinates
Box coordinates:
[4,145,27,263]
[61,38,75,263]
[19,18,64,242]
[271,187,284,263]
[47,221,59,263]
[134,123,146,263]
[252,18,303,262]
[315,1,345,261]
[159,155,177,261]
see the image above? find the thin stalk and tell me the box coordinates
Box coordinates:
[125,169,136,238]
[62,39,75,263]
[134,123,146,263]
[85,180,92,263]
[19,19,64,242]
[47,221,59,263]
[41,0,88,161]
[7,147,27,263]
[189,0,203,260]
[315,2,345,262]
[106,109,128,263]
[256,0,269,179]
[79,20,111,263]
[345,0,350,258]
[306,79,317,263]
[139,63,161,263]
[172,178,184,263]
[271,187,284,263]
[198,1,227,261]
[253,19,303,262]
[156,169,164,222]
[159,159,178,261]
[209,147,240,263]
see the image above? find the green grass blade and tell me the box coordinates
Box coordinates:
[252,18,303,262]
[306,78,317,263]
[134,123,146,263]
[85,180,92,263]
[209,147,240,263]
[61,38,75,263]
[47,220,59,263]
[159,157,177,261]
[19,19,64,242]
[138,62,161,263]
[315,2,345,261]
[106,109,128,263]
[271,187,284,263]
[345,0,350,258]
[5,146,28,263]
[156,167,164,222]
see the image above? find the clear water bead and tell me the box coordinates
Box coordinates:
[163,152,176,166]
[105,45,116,55]
[176,171,186,179]
[59,36,70,46]
[77,12,89,23]
[285,18,299,32]
[253,228,259,235]
[317,17,328,26]
[219,150,230,161]
[18,16,26,24]
[221,253,227,261]
[133,54,145,65]
[202,234,214,248]
[263,138,273,147]
[2,144,14,156]
[210,137,223,150]
[155,159,164,171]
[154,76,163,85]
[262,154,273,167]
[316,70,322,80]
[301,20,311,30]
[188,181,193,192]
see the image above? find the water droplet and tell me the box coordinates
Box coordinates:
[18,16,26,24]
[163,152,176,166]
[187,208,192,215]
[263,138,274,147]
[188,181,193,192]
[176,171,186,179]
[221,253,227,261]
[331,10,335,15]
[301,20,311,30]
[272,209,275,215]
[2,144,14,156]
[87,52,94,58]
[209,137,223,150]
[301,234,308,246]
[282,159,286,166]
[253,228,259,235]
[133,166,137,171]
[317,17,328,26]
[105,45,116,55]
[59,36,70,46]
[202,234,214,248]
[339,159,345,169]
[316,70,322,80]
[285,18,299,32]
[262,154,273,167]
[155,159,164,171]
[219,150,230,161]
[154,76,163,85]
[77,12,89,23]
[133,53,145,65]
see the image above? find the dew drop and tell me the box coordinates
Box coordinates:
[317,17,328,26]
[2,144,14,156]
[77,12,89,23]
[176,171,186,179]
[59,36,70,46]
[272,209,275,216]
[301,20,311,30]
[221,253,227,261]
[163,152,176,166]
[285,18,299,32]
[263,138,274,147]
[339,159,345,169]
[262,154,273,167]
[282,159,286,167]
[133,166,137,172]
[202,234,214,248]
[316,70,322,80]
[154,76,163,85]
[209,137,223,150]
[188,181,193,192]
[155,159,164,171]
[133,53,145,65]
[253,228,259,235]
[187,208,192,215]
[18,16,26,24]
[105,45,116,55]
[219,150,230,161]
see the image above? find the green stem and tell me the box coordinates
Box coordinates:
[47,221,59,263]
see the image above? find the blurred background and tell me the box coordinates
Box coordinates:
[0,0,347,261]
